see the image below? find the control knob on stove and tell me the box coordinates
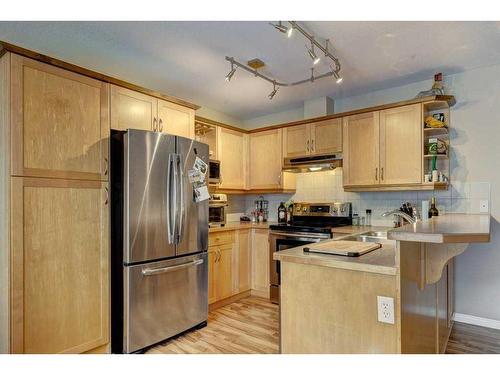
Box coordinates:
[302,207,307,213]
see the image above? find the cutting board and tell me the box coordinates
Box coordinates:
[303,240,381,257]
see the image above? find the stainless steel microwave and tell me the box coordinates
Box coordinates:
[209,159,221,185]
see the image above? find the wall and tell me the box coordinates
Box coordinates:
[228,63,500,322]
[196,106,243,127]
[242,105,304,129]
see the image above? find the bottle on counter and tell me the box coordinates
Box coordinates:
[365,209,372,226]
[286,203,293,224]
[278,202,287,223]
[428,197,439,218]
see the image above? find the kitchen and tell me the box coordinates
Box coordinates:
[1,6,500,372]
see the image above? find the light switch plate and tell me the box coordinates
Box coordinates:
[480,200,489,213]
[377,296,395,324]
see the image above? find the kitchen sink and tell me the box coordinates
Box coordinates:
[359,231,388,239]
[341,231,395,248]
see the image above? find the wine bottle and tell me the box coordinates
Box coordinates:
[428,197,439,218]
[278,202,286,223]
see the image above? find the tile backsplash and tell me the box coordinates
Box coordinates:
[226,168,490,225]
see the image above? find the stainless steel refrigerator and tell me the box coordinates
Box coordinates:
[111,129,209,354]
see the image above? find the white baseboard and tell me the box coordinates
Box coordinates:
[453,313,500,330]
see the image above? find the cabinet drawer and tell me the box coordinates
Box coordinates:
[209,231,235,246]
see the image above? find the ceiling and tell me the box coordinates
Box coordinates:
[1,21,500,120]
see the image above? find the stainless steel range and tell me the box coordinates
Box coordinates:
[268,202,352,304]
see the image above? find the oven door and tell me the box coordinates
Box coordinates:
[269,231,330,304]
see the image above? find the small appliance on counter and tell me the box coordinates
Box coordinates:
[268,201,352,304]
[209,193,228,227]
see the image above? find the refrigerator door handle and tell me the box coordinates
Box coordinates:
[176,154,186,244]
[167,153,176,244]
[141,258,204,276]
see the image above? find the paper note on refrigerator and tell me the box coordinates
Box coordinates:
[194,185,210,203]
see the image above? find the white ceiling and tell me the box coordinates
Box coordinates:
[1,21,500,120]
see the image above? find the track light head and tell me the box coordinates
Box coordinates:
[225,63,236,82]
[332,69,343,84]
[307,43,320,65]
[270,21,288,34]
[268,82,278,100]
[287,25,294,38]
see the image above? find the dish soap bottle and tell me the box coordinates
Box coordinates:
[428,197,439,218]
[278,202,286,223]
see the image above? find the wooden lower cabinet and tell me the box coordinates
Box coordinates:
[10,177,110,354]
[208,228,265,306]
[251,229,270,298]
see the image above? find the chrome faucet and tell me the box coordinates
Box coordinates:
[381,210,417,226]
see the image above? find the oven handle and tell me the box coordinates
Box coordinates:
[269,231,330,240]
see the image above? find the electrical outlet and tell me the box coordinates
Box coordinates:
[480,200,489,213]
[377,296,395,324]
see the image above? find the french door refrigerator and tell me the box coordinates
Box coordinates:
[111,129,209,353]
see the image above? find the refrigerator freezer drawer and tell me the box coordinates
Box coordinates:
[124,253,208,353]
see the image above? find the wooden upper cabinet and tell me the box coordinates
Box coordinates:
[157,99,195,138]
[283,124,310,158]
[342,112,380,186]
[110,85,157,132]
[379,104,422,185]
[217,127,247,190]
[310,118,342,155]
[10,177,109,353]
[11,54,109,181]
[249,129,283,190]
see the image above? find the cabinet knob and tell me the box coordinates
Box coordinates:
[104,187,109,205]
[311,139,315,152]
[306,139,310,152]
[381,167,384,181]
[153,117,158,131]
[159,118,163,132]
[375,167,378,181]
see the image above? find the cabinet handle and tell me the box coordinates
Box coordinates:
[375,168,378,181]
[104,187,109,205]
[104,157,108,176]
[216,249,221,263]
[153,117,158,131]
[159,118,163,132]
[311,139,315,152]
[306,140,310,152]
[381,167,384,181]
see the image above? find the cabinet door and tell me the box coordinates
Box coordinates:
[379,104,422,185]
[215,244,233,301]
[110,85,157,132]
[283,124,310,157]
[238,230,251,293]
[342,112,380,186]
[249,129,283,190]
[157,99,195,138]
[11,54,109,181]
[251,229,270,297]
[217,127,247,190]
[10,177,109,354]
[310,118,342,155]
[208,248,217,304]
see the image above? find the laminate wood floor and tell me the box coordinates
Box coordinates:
[446,321,500,354]
[146,296,500,354]
[146,297,279,354]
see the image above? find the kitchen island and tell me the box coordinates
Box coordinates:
[274,214,491,354]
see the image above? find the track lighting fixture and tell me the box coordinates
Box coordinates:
[270,21,288,34]
[332,69,343,84]
[225,62,236,82]
[307,41,320,65]
[268,82,278,100]
[225,22,343,98]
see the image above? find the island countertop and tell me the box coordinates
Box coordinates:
[387,213,491,243]
[273,235,397,276]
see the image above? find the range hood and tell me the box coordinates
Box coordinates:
[283,154,343,173]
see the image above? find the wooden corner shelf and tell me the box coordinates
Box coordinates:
[424,153,448,159]
[424,127,449,137]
